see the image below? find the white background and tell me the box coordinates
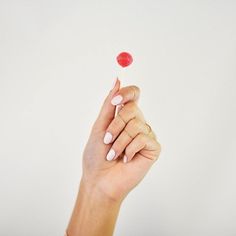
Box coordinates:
[0,0,236,235]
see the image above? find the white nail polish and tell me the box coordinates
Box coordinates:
[111,95,123,105]
[123,155,128,163]
[106,149,116,161]
[111,78,117,90]
[103,132,113,144]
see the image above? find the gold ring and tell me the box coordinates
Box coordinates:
[145,122,152,134]
[124,129,134,139]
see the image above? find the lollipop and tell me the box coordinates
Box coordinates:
[116,51,133,84]
[114,51,133,116]
[116,52,133,68]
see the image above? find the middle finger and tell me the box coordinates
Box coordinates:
[103,101,145,145]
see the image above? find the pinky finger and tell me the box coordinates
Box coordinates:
[124,133,159,163]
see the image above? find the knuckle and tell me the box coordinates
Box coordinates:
[131,85,140,98]
[127,117,137,127]
[127,118,142,131]
[111,117,123,129]
[153,141,161,161]
[138,133,147,143]
[121,102,137,113]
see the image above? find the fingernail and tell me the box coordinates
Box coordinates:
[106,149,116,161]
[111,95,123,105]
[103,132,113,144]
[123,155,128,163]
[111,78,117,90]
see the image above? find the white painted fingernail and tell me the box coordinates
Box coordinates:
[111,95,123,105]
[123,155,128,163]
[106,149,116,161]
[103,132,113,144]
[111,78,117,90]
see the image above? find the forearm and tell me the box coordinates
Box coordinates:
[66,178,122,236]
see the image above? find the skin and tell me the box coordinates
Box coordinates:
[66,78,161,236]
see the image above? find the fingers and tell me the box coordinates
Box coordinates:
[124,133,161,163]
[92,78,120,132]
[105,118,152,161]
[111,85,140,106]
[103,102,145,144]
[92,83,141,133]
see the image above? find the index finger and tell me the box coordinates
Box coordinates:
[111,85,140,106]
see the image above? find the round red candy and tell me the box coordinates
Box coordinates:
[116,52,133,67]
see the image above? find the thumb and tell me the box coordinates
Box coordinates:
[92,78,121,132]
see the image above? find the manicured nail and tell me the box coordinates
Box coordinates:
[111,78,117,90]
[106,149,116,161]
[123,155,128,163]
[103,132,113,144]
[111,95,123,105]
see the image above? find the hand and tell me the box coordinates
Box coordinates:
[82,79,161,202]
[66,79,161,236]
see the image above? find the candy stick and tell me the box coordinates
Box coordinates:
[115,52,133,116]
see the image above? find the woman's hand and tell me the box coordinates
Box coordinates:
[66,79,161,236]
[82,79,161,202]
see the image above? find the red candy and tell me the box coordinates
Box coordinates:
[116,52,133,67]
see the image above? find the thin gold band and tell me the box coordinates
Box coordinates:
[145,122,152,134]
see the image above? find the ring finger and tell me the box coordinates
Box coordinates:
[103,102,145,145]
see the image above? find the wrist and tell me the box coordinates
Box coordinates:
[67,177,122,236]
[81,177,122,204]
[80,175,125,204]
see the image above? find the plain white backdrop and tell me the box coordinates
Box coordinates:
[0,0,236,235]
